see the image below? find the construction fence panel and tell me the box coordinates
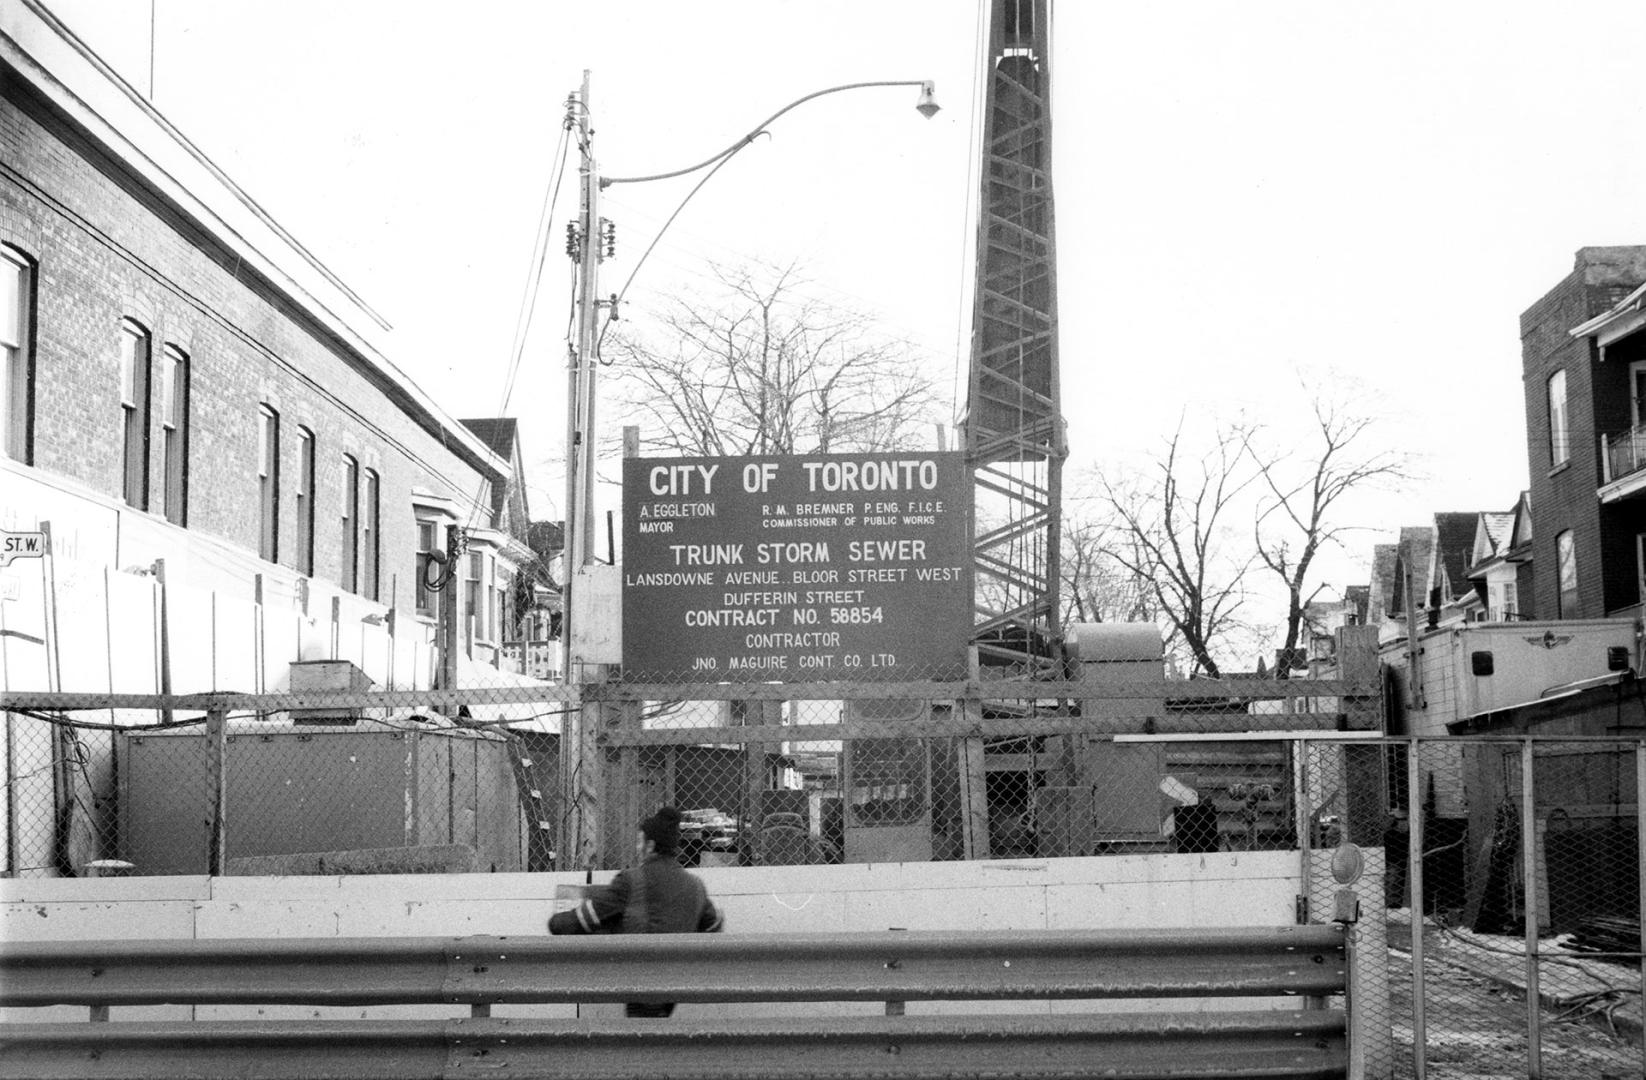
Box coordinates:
[16,656,1646,1079]
[575,657,1381,873]
[1395,738,1646,1080]
[4,657,1380,878]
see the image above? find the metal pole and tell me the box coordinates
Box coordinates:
[1,602,15,876]
[1295,738,1311,868]
[1407,738,1426,1080]
[1636,743,1646,1071]
[1521,738,1541,1078]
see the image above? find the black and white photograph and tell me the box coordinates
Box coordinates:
[4,3,1646,1077]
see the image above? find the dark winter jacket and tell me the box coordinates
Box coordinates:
[548,854,724,936]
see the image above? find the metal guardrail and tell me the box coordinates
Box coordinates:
[1,927,1350,1080]
[0,927,1346,1006]
[1,1013,1349,1080]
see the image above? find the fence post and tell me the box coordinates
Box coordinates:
[1406,739,1425,1080]
[959,651,989,860]
[958,729,989,859]
[1636,743,1645,1067]
[1520,738,1541,1077]
[205,703,227,876]
[154,558,172,726]
[599,696,642,872]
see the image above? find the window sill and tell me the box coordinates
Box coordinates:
[1547,460,1571,479]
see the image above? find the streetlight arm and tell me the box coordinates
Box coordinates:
[600,80,933,188]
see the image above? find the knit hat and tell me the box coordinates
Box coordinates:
[640,806,683,854]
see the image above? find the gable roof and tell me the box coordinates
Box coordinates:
[1508,490,1533,553]
[1395,526,1436,612]
[1369,543,1400,618]
[1479,512,1514,555]
[1433,512,1481,600]
[1344,585,1370,625]
[1468,504,1521,578]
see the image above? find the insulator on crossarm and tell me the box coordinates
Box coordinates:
[565,221,582,260]
[601,218,617,259]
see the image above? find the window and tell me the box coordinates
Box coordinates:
[1501,581,1518,620]
[1548,369,1569,467]
[1,246,34,462]
[1556,529,1578,618]
[120,320,151,508]
[258,405,279,561]
[361,469,379,601]
[416,520,439,616]
[1632,361,1646,429]
[497,572,510,642]
[465,552,483,642]
[341,455,359,591]
[1637,534,1646,609]
[294,428,315,575]
[159,346,188,525]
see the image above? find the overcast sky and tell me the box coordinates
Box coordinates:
[43,0,1646,607]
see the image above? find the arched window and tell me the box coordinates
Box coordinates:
[258,405,279,561]
[1,245,35,463]
[361,468,379,600]
[294,428,315,575]
[160,345,189,525]
[120,319,151,508]
[1556,529,1578,618]
[1548,369,1569,467]
[341,455,359,591]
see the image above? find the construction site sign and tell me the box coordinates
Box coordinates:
[622,453,973,681]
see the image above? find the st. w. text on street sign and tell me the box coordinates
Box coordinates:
[622,453,972,681]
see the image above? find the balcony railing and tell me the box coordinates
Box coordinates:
[1602,424,1646,485]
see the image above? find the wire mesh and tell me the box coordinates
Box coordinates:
[11,658,1646,1078]
[1393,738,1646,1080]
[4,656,1383,877]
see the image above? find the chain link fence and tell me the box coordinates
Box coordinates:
[8,659,1646,1077]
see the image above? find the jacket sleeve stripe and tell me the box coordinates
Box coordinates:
[575,899,600,933]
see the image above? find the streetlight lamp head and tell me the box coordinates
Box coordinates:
[915,81,941,119]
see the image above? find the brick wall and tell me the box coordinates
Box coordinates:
[1,79,505,624]
[1520,247,1646,619]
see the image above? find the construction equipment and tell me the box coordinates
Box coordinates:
[966,0,1067,676]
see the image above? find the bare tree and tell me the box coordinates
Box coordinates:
[1244,393,1407,677]
[1058,512,1159,629]
[605,262,939,455]
[1082,424,1260,678]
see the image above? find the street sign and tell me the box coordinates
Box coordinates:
[622,453,973,681]
[0,530,46,568]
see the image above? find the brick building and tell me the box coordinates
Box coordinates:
[1521,246,1646,621]
[0,3,536,693]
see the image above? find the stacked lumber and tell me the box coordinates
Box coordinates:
[1564,916,1643,965]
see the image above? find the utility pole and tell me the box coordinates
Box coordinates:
[439,524,462,691]
[562,70,602,869]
